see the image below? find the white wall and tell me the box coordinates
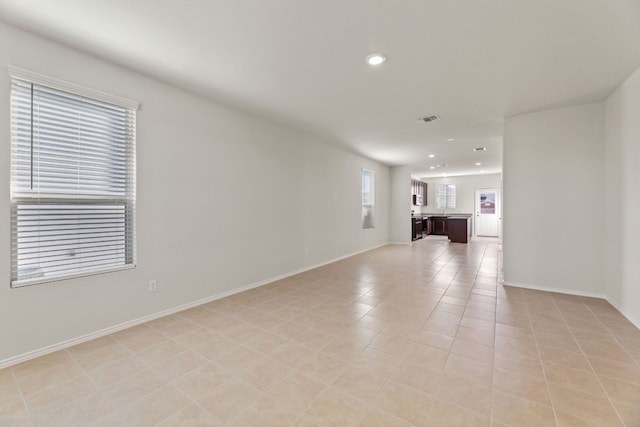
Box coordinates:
[421,173,502,236]
[605,66,640,327]
[0,24,390,363]
[389,166,412,244]
[503,103,605,295]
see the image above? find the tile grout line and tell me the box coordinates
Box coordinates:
[582,298,640,370]
[333,243,444,427]
[161,297,325,423]
[292,239,490,426]
[524,292,561,427]
[422,239,494,425]
[483,241,497,427]
[9,367,35,427]
[71,335,197,426]
[421,244,475,427]
[567,301,632,427]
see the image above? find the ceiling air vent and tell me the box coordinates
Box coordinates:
[416,114,440,123]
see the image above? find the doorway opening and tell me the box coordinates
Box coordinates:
[475,188,501,237]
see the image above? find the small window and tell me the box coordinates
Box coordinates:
[436,184,456,209]
[10,70,137,287]
[362,169,375,229]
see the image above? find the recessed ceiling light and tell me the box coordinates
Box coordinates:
[366,53,386,66]
[428,154,435,158]
[447,138,455,142]
[475,162,482,166]
[473,147,486,152]
[429,166,435,170]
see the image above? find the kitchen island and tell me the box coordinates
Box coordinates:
[412,213,473,243]
[447,216,472,243]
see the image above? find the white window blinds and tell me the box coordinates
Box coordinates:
[436,184,456,209]
[10,74,137,287]
[362,169,375,229]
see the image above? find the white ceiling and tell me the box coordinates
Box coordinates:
[2,0,639,178]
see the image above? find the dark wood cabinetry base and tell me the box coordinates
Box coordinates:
[429,216,448,235]
[448,217,471,243]
[412,218,423,241]
[414,215,472,243]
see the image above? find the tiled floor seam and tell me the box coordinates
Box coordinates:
[69,338,198,426]
[9,367,34,427]
[334,337,407,426]
[177,331,317,426]
[424,250,493,425]
[106,319,277,425]
[557,301,628,427]
[305,256,471,427]
[584,299,640,371]
[524,292,561,427]
[484,248,502,426]
[481,247,498,427]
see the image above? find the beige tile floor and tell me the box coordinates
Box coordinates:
[1,237,640,426]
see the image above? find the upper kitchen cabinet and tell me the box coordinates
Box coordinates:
[411,179,427,206]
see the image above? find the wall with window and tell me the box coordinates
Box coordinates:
[9,72,138,288]
[422,173,502,215]
[0,23,390,363]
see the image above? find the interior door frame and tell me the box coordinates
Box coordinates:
[474,188,501,237]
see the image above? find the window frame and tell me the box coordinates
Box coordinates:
[9,67,138,287]
[436,183,456,210]
[362,169,375,229]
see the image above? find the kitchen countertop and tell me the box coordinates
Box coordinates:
[412,213,473,218]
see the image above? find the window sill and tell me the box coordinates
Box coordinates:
[11,264,136,288]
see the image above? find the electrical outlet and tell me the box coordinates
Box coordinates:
[148,280,157,292]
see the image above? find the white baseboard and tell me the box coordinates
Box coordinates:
[502,281,607,300]
[0,243,388,369]
[603,297,640,331]
[503,281,640,330]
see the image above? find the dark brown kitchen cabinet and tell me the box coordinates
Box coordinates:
[412,218,423,240]
[411,180,427,206]
[448,217,471,243]
[429,216,448,235]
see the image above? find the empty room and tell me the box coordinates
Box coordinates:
[1,1,639,426]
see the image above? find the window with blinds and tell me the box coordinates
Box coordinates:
[362,169,375,229]
[436,184,456,209]
[10,72,137,287]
